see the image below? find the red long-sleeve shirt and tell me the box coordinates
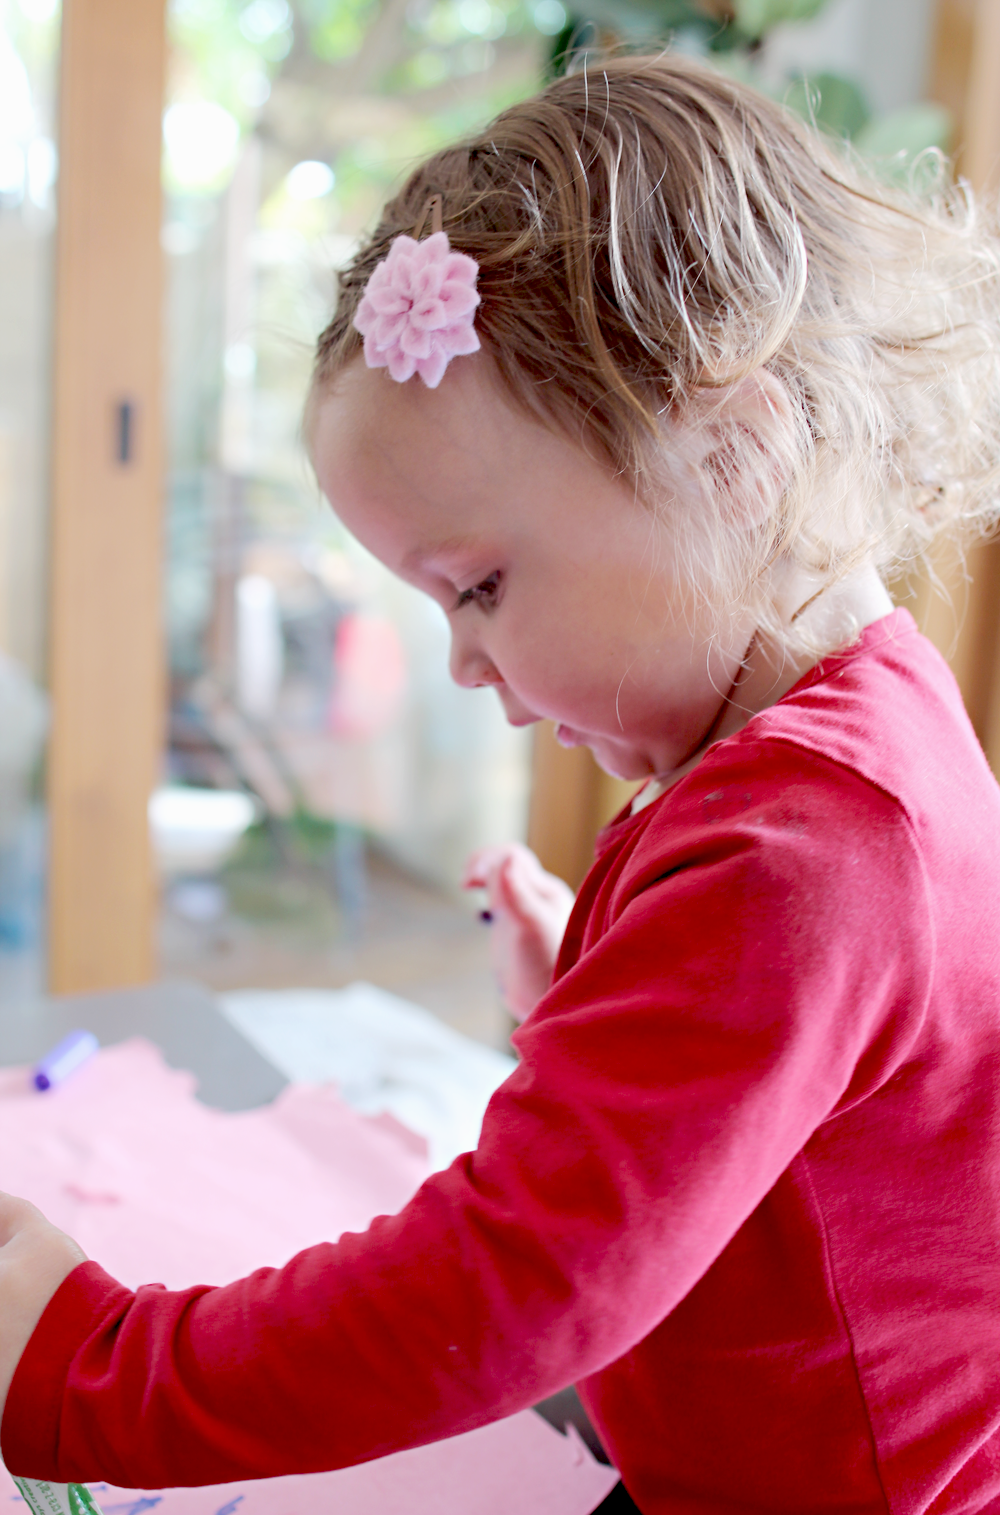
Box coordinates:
[6,609,1000,1514]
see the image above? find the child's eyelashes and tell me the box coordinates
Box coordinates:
[454,571,502,611]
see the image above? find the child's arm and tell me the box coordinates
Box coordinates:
[0,753,931,1493]
[462,844,575,1021]
[0,843,571,1407]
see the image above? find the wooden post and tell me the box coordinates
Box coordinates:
[47,0,166,992]
[923,0,1000,757]
[528,723,638,888]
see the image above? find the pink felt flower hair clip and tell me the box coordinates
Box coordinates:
[352,195,481,389]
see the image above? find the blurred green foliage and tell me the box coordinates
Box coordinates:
[549,0,952,176]
[783,70,870,139]
[854,101,953,161]
[733,0,826,38]
[169,0,558,109]
[780,69,952,175]
[222,811,343,931]
[544,0,830,62]
[169,0,285,126]
[166,0,565,220]
[166,0,953,217]
[299,0,377,60]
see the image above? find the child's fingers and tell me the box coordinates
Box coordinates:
[497,848,575,913]
[462,843,574,930]
[495,852,547,925]
[537,871,577,912]
[462,842,540,893]
[494,855,522,917]
[460,845,511,891]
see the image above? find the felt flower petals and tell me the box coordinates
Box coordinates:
[353,231,481,389]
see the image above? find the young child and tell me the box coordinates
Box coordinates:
[4,54,1000,1515]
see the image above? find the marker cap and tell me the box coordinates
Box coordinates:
[32,1029,99,1092]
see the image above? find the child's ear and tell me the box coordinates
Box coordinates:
[678,369,797,528]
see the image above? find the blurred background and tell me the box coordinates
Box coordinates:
[0,0,996,1053]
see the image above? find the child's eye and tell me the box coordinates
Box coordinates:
[455,572,501,610]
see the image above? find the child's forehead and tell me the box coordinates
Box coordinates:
[315,361,561,527]
[323,353,494,438]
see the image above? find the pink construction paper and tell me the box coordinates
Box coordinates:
[0,1041,618,1515]
[0,1040,430,1288]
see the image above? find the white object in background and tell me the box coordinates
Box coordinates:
[236,573,284,721]
[219,982,517,1169]
[149,786,256,876]
[166,878,229,923]
[285,158,334,200]
[162,100,240,191]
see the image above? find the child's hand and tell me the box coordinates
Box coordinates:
[0,1192,86,1417]
[462,844,576,1022]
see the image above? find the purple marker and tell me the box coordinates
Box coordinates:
[33,1029,99,1091]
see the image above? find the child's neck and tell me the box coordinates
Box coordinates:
[633,564,894,813]
[712,562,894,745]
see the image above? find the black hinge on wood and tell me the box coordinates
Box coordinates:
[115,400,135,465]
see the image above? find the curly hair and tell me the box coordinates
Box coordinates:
[312,53,1000,654]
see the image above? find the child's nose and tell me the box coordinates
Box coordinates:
[449,630,502,690]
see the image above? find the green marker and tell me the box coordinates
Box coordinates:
[13,1478,105,1515]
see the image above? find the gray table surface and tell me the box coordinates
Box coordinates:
[0,979,288,1110]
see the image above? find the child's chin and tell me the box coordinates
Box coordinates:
[556,725,654,782]
[589,744,652,783]
[554,722,587,749]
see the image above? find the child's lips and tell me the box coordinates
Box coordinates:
[555,724,586,748]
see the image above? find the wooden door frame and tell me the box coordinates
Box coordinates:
[924,0,1000,763]
[47,0,167,992]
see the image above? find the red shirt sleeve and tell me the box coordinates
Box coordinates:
[1,749,931,1489]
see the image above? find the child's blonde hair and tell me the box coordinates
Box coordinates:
[313,54,1000,653]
